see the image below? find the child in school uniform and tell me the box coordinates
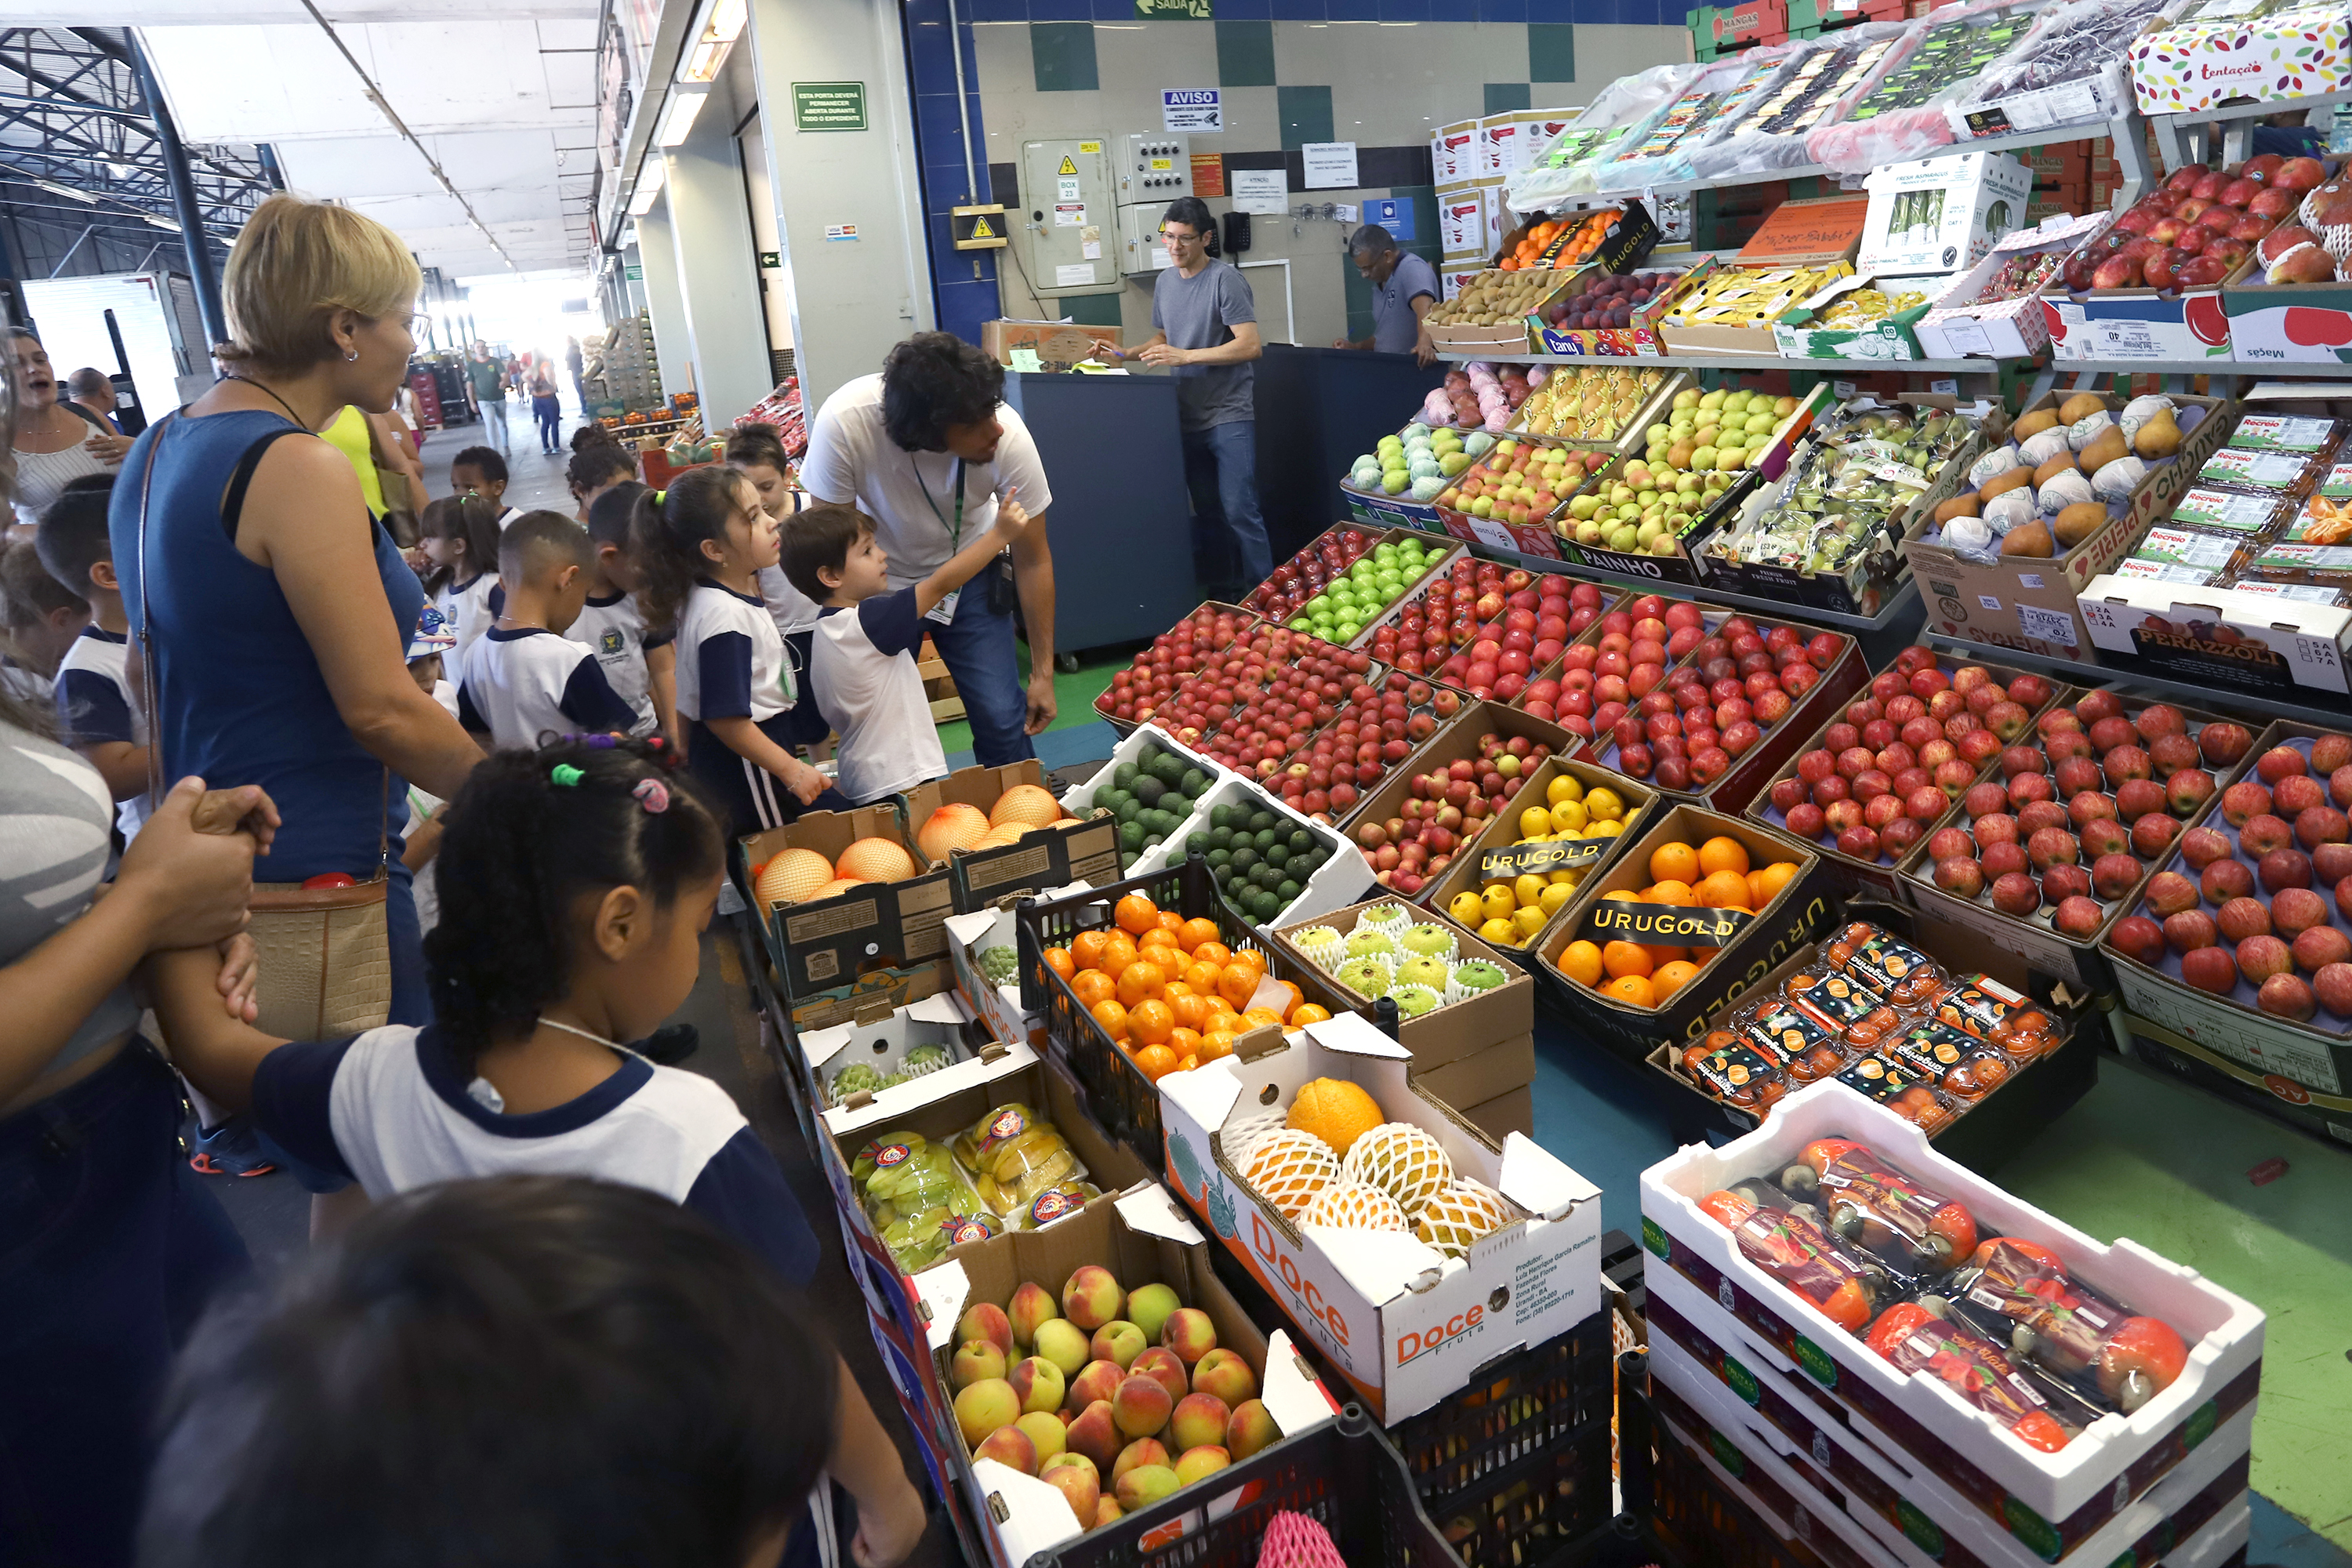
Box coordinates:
[631,466,851,836]
[568,440,637,528]
[574,481,676,744]
[784,497,1031,806]
[457,510,641,750]
[36,474,148,840]
[728,427,830,759]
[446,445,517,530]
[416,494,503,657]
[403,608,456,933]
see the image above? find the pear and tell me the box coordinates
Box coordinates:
[1934,493,1980,524]
[2057,392,2108,426]
[2032,450,2078,489]
[2134,412,2183,459]
[2013,407,2061,441]
[2078,425,2129,475]
[1980,466,2033,501]
[2053,502,2107,548]
[2001,521,2055,558]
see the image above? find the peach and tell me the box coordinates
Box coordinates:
[1175,1446,1232,1485]
[1091,1320,1147,1370]
[2238,935,2293,983]
[1112,1438,1170,1484]
[1033,1319,1092,1378]
[1008,1281,1058,1348]
[1011,1355,1066,1415]
[1160,1308,1218,1366]
[1018,1411,1069,1465]
[1040,1454,1100,1525]
[1228,1399,1281,1461]
[1130,1347,1189,1403]
[955,1379,1022,1448]
[1094,1497,1125,1529]
[1069,1359,1124,1410]
[1125,1283,1181,1344]
[1066,1400,1122,1471]
[1192,1348,1258,1406]
[953,1339,1008,1390]
[975,1424,1039,1474]
[1116,1465,1181,1511]
[958,1302,1014,1358]
[1169,1392,1231,1453]
[2180,946,2238,994]
[1062,1265,1126,1332]
[2292,924,2351,972]
[1113,1372,1175,1438]
[2258,972,2316,1020]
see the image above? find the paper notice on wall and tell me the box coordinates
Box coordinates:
[1301,141,1358,189]
[1054,205,1085,227]
[1054,263,1095,286]
[1232,168,1287,214]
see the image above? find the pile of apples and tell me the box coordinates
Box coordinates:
[1436,437,1590,528]
[2068,154,2328,292]
[1601,609,1846,789]
[2110,733,2352,1022]
[1243,528,1379,625]
[1920,692,2248,940]
[1767,648,2049,866]
[1099,607,1260,727]
[1377,560,1592,685]
[1432,575,1576,703]
[1272,670,1460,822]
[1352,732,1552,894]
[1151,628,1375,779]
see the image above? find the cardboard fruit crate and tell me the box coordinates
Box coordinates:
[742,800,956,1007]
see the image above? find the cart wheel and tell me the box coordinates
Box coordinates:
[1056,652,1078,673]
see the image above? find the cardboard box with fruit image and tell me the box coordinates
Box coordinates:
[2105,721,2352,1100]
[744,802,958,1004]
[1157,1007,1602,1421]
[1918,210,2110,361]
[2078,575,2352,698]
[1907,387,2231,659]
[907,761,1124,913]
[1748,644,2063,897]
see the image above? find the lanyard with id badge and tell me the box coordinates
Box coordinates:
[916,459,1019,624]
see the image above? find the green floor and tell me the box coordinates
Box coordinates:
[935,650,1127,765]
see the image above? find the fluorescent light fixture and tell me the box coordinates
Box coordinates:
[144,213,181,230]
[36,179,96,205]
[626,157,666,215]
[656,83,710,146]
[678,0,747,82]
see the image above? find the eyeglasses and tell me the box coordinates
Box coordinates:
[1160,228,1201,245]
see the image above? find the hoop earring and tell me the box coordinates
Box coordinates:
[345,350,358,362]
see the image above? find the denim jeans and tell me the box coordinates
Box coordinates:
[532,394,561,452]
[481,398,511,450]
[928,582,1035,767]
[1181,419,1272,599]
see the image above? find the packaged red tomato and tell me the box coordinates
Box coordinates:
[1698,1189,1882,1331]
[1787,1138,1979,1271]
[1865,1302,2075,1453]
[1951,1239,2191,1415]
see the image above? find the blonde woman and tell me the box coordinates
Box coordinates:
[108,193,481,1038]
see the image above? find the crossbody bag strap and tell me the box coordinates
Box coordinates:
[133,414,173,812]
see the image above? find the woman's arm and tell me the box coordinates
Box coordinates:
[401,812,444,873]
[645,643,682,751]
[366,410,428,505]
[830,1356,927,1568]
[237,437,482,801]
[76,739,148,804]
[704,716,825,804]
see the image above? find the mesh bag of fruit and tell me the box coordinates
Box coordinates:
[1688,23,1911,182]
[1505,62,1700,210]
[1806,0,2039,175]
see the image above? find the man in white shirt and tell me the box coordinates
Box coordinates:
[800,333,1059,766]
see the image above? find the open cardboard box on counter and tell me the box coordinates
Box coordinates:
[1917,211,2110,361]
[1657,196,1871,358]
[742,801,957,1006]
[2079,575,2352,697]
[2045,250,2257,365]
[905,760,1125,913]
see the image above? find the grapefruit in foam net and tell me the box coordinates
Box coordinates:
[755,848,833,908]
[836,837,917,883]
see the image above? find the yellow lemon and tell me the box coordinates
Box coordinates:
[1513,873,1548,909]
[1481,885,1518,924]
[1479,916,1520,946]
[1585,787,1624,823]
[1550,867,1583,888]
[1546,775,1585,807]
[1549,800,1589,833]
[1588,818,1626,840]
[1449,890,1486,927]
[1538,882,1574,916]
[1519,807,1555,839]
[1512,905,1550,940]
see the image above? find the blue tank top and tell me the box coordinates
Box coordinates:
[110,409,423,878]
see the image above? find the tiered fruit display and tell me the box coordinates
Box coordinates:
[1149,628,1374,777]
[1272,670,1457,822]
[1432,568,1575,702]
[1435,437,1592,528]
[1098,605,1260,728]
[2065,157,2329,292]
[2109,731,2352,1022]
[1762,648,2051,867]
[1354,731,1558,895]
[1348,426,1471,505]
[1914,692,2247,941]
[1558,451,1733,558]
[1601,608,1846,791]
[1445,771,1633,946]
[913,786,1078,862]
[1237,1076,1521,1258]
[1539,270,1683,333]
[1279,535,1443,645]
[1555,836,1800,1008]
[1509,363,1672,444]
[1244,528,1380,624]
[947,1266,1279,1530]
[753,835,924,909]
[1089,746,1216,866]
[1044,892,1332,1083]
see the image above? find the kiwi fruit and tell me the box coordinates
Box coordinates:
[2001,521,2056,558]
[1935,493,1981,524]
[2135,412,2183,459]
[2033,451,2078,488]
[2079,425,2129,474]
[2053,502,2107,547]
[2058,393,2109,426]
[2013,408,2061,441]
[1980,466,2034,501]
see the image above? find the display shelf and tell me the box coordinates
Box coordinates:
[1920,629,2352,730]
[1434,352,2013,373]
[2147,87,2352,172]
[1466,534,1925,633]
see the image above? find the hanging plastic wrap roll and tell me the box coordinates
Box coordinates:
[1584,53,1788,197]
[1685,24,1911,182]
[1944,0,2169,129]
[1503,62,1702,212]
[1806,0,2041,176]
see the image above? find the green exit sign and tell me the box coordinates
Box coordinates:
[759,251,780,268]
[793,81,866,132]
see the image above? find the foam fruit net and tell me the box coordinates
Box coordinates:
[1241,1130,1339,1219]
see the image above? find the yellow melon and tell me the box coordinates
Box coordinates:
[836,837,917,883]
[755,848,834,908]
[916,802,991,862]
[990,784,1062,830]
[814,877,866,898]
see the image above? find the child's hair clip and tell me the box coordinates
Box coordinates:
[632,778,671,815]
[550,764,586,786]
[585,733,618,750]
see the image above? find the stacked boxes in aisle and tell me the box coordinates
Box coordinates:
[1641,1080,2261,1568]
[1436,117,1506,292]
[595,314,663,414]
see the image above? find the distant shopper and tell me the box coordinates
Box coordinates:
[37,474,148,841]
[8,328,129,530]
[1339,223,1440,366]
[66,367,122,432]
[801,332,1058,765]
[1117,196,1269,600]
[530,357,562,455]
[467,341,512,452]
[566,334,587,416]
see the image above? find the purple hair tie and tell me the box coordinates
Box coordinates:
[633,778,671,814]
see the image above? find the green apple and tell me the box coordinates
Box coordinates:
[1470,497,1494,518]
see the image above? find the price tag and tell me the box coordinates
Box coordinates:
[1480,837,1609,880]
[1938,318,1995,358]
[1582,899,1755,946]
[1463,514,1520,553]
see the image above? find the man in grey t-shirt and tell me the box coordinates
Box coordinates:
[1337,224,1439,365]
[1116,197,1270,597]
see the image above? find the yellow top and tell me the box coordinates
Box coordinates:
[321,404,384,517]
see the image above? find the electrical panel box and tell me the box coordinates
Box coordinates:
[1116,133,1192,202]
[1116,203,1174,277]
[1014,136,1118,297]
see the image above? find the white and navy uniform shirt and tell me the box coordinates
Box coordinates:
[456,626,640,749]
[812,586,946,804]
[52,625,149,840]
[494,505,521,531]
[677,579,796,724]
[435,572,499,659]
[563,593,668,737]
[249,1023,820,1285]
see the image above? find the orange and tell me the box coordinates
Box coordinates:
[1287,1077,1384,1155]
[1697,871,1752,910]
[1228,946,1267,978]
[1071,970,1117,1009]
[1178,918,1221,953]
[1650,960,1701,1002]
[1268,980,1303,1021]
[1559,940,1604,988]
[1601,940,1653,980]
[1099,933,1140,979]
[1749,862,1799,905]
[1091,999,1130,1041]
[1240,1006,1285,1032]
[1192,942,1232,968]
[1643,945,1689,969]
[1198,1030,1237,1062]
[1167,1026,1202,1059]
[1116,960,1166,1008]
[1071,930,1111,971]
[1183,960,1223,993]
[1156,910,1184,934]
[1139,926,1181,954]
[1201,1000,1241,1033]
[1133,1044,1180,1081]
[1167,990,1207,1030]
[1649,841,1700,886]
[1178,1054,1200,1073]
[1289,1003,1331,1026]
[1115,894,1160,935]
[1606,974,1657,1007]
[1044,946,1075,981]
[1127,998,1175,1046]
[1648,880,1696,907]
[1697,837,1751,879]
[1217,964,1264,1010]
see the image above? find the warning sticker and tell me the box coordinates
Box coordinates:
[967,215,995,238]
[1054,204,1084,227]
[1058,155,1078,175]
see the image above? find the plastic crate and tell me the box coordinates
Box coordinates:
[1650,1415,1828,1568]
[1027,1406,1455,1568]
[1014,856,1352,1163]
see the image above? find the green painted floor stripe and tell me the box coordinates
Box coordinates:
[931,650,1129,760]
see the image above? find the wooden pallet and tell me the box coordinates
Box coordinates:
[917,637,964,723]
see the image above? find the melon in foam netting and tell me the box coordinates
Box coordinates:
[1256,1512,1345,1568]
[1240,1129,1338,1218]
[756,848,833,907]
[1340,1122,1453,1216]
[1414,1178,1516,1259]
